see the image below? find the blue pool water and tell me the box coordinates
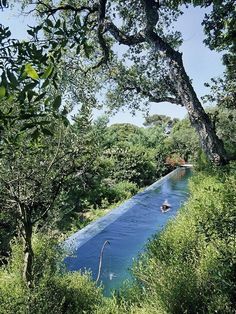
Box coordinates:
[64,167,192,295]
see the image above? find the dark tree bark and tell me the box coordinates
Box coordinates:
[22,215,34,288]
[143,28,228,165]
[168,54,227,165]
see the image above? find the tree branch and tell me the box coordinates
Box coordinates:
[125,85,182,105]
[149,95,182,105]
[105,21,145,46]
[141,0,181,59]
[37,1,98,16]
[142,0,160,30]
[95,0,110,67]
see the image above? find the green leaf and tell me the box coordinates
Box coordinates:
[21,122,37,131]
[55,19,61,28]
[41,127,53,136]
[62,116,69,127]
[38,120,51,125]
[41,79,50,89]
[83,43,94,58]
[27,29,35,37]
[32,128,40,140]
[7,70,18,87]
[34,92,47,103]
[76,45,80,54]
[27,90,36,102]
[0,86,6,98]
[41,65,53,79]
[52,95,61,110]
[61,107,68,116]
[54,30,64,36]
[23,82,38,92]
[43,26,51,33]
[19,113,35,119]
[45,19,54,28]
[24,64,39,80]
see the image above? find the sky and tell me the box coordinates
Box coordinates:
[0,4,224,126]
[106,5,225,126]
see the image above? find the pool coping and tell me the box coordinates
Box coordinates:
[63,168,180,252]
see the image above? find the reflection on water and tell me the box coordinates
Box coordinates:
[64,168,192,296]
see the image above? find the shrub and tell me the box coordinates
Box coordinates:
[130,167,236,313]
[0,235,103,314]
[110,181,139,203]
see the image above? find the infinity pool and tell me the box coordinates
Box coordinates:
[64,167,192,295]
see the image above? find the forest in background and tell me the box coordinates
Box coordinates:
[0,0,235,313]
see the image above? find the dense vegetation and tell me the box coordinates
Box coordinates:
[0,0,235,313]
[0,109,194,263]
[1,163,235,313]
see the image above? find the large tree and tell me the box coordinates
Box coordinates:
[16,0,230,165]
[0,98,94,286]
[1,1,233,165]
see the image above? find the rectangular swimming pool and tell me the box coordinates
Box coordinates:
[64,167,192,295]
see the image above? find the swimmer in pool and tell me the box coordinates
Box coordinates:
[161,199,171,212]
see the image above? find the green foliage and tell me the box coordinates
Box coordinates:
[0,98,96,262]
[130,166,236,313]
[143,114,179,130]
[57,119,171,231]
[202,0,236,74]
[106,145,157,187]
[0,235,103,314]
[208,107,236,159]
[110,181,139,203]
[104,123,145,148]
[167,118,200,162]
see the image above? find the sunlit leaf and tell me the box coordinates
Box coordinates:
[24,64,39,80]
[41,65,53,79]
[0,86,6,98]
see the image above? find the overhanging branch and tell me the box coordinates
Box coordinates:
[38,2,98,16]
[125,85,182,105]
[124,86,182,106]
[105,21,145,46]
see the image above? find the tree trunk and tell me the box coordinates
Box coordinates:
[22,221,34,288]
[144,30,228,165]
[168,53,227,165]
